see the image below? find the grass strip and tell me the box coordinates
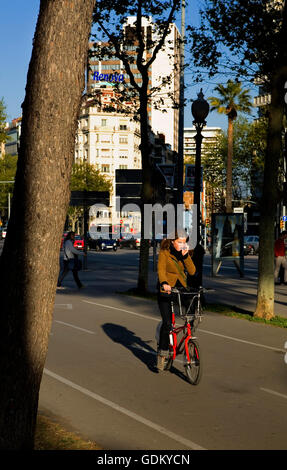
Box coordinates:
[117,288,287,329]
[35,413,102,450]
[205,302,287,328]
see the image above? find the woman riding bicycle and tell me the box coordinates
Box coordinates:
[157,230,196,372]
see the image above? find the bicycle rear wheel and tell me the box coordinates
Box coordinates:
[183,339,202,385]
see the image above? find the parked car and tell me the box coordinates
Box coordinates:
[87,235,117,251]
[73,235,84,250]
[60,232,69,248]
[243,241,252,255]
[221,239,255,256]
[119,234,141,249]
[1,226,7,239]
[244,235,259,255]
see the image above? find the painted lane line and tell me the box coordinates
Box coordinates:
[82,300,159,322]
[198,329,286,353]
[43,368,206,450]
[54,320,95,335]
[82,300,285,353]
[260,388,287,400]
[55,304,73,310]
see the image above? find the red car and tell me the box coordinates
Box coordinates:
[73,235,84,250]
[61,233,84,250]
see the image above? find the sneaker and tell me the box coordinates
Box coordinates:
[57,285,66,290]
[157,354,166,372]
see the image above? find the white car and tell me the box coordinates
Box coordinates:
[1,227,7,239]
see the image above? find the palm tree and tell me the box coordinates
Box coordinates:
[209,80,252,212]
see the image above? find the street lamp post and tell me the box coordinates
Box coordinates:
[191,89,209,286]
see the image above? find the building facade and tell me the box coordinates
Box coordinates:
[183,126,222,162]
[183,126,223,233]
[88,16,181,153]
[4,117,21,156]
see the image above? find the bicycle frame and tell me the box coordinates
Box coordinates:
[169,291,201,362]
[169,311,193,361]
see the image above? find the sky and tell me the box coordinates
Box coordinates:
[0,1,256,132]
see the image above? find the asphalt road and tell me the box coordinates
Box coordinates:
[38,249,287,450]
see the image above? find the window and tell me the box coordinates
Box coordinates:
[120,125,127,130]
[101,64,121,70]
[101,164,110,173]
[101,134,111,142]
[119,136,128,144]
[119,165,128,169]
[101,150,111,158]
[101,119,107,127]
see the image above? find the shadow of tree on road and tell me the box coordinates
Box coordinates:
[102,323,158,373]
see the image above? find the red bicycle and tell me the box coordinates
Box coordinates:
[157,287,205,385]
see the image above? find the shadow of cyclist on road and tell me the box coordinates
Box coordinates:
[102,323,158,373]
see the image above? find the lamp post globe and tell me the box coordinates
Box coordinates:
[192,89,210,125]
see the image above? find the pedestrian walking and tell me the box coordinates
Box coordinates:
[57,231,85,289]
[274,231,287,285]
[156,230,196,372]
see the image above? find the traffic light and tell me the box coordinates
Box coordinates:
[280,219,284,230]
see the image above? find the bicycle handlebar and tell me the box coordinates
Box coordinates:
[170,287,215,295]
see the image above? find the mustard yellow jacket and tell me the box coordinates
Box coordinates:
[157,248,196,291]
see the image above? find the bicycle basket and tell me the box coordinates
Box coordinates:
[174,292,198,317]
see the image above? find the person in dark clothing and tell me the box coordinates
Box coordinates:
[57,231,85,289]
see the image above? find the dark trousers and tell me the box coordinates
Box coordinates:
[157,293,172,352]
[58,260,82,288]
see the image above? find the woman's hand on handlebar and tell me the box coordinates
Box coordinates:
[162,283,172,294]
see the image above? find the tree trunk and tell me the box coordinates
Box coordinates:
[255,73,285,320]
[137,88,154,293]
[226,116,233,213]
[0,0,96,449]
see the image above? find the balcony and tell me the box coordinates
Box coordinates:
[254,94,271,107]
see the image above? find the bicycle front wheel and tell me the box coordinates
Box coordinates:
[183,339,202,385]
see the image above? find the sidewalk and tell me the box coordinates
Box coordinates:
[148,261,287,319]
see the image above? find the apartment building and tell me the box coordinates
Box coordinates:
[75,95,142,230]
[183,126,222,163]
[3,117,21,156]
[183,126,223,223]
[88,16,181,152]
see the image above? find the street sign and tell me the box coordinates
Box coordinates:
[115,168,167,210]
[70,191,110,207]
[282,216,287,221]
[183,164,203,192]
[156,164,176,188]
[234,207,244,213]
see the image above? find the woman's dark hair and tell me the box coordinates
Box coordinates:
[160,229,189,250]
[65,231,75,241]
